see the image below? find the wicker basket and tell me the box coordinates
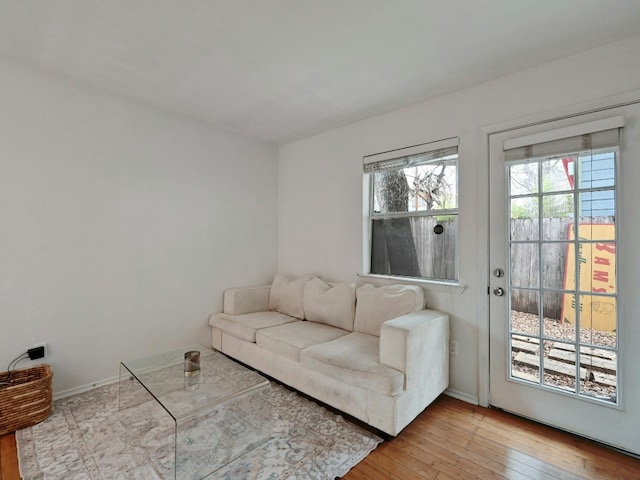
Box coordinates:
[0,364,53,436]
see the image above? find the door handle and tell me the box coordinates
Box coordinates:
[493,287,505,297]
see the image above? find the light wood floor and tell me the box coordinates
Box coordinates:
[2,395,639,479]
[0,433,18,480]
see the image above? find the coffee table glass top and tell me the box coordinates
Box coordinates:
[118,344,269,421]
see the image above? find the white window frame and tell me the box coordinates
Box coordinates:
[361,137,462,289]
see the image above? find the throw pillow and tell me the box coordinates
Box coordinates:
[269,273,310,319]
[354,284,425,336]
[303,277,356,331]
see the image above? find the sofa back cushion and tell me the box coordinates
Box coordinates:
[354,284,424,336]
[269,273,310,319]
[303,277,356,331]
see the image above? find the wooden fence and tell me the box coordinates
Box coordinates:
[389,216,613,317]
[410,217,457,280]
[411,216,613,319]
[510,216,614,319]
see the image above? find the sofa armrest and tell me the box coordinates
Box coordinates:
[223,285,271,315]
[379,309,449,379]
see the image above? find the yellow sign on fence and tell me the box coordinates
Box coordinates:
[561,224,616,332]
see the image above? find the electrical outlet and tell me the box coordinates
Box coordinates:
[450,339,459,356]
[30,342,47,359]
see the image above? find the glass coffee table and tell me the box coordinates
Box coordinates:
[119,344,271,480]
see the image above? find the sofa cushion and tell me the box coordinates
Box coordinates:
[269,273,310,319]
[210,311,299,343]
[354,284,424,336]
[256,321,349,362]
[303,278,356,331]
[300,333,404,396]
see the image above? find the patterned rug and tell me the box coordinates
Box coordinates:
[16,382,382,479]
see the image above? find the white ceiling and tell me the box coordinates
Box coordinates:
[2,1,640,145]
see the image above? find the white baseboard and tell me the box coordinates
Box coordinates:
[53,375,119,401]
[444,388,479,405]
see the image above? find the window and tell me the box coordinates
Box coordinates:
[364,137,459,281]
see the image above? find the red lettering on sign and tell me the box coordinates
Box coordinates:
[593,270,609,282]
[595,243,616,254]
[594,256,610,265]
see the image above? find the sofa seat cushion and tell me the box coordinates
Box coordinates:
[210,311,299,343]
[256,321,349,362]
[300,333,404,396]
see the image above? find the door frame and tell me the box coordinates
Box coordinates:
[478,89,640,408]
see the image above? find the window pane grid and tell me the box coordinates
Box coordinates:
[507,146,618,404]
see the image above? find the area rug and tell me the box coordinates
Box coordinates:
[16,382,382,479]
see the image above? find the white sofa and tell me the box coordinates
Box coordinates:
[209,274,449,436]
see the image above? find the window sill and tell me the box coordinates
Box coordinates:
[357,273,467,294]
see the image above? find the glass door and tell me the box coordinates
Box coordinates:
[488,104,640,455]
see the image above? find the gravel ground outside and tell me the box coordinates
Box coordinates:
[509,310,617,402]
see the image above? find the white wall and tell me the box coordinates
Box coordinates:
[0,57,278,395]
[278,35,640,403]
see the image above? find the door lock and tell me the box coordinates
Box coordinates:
[493,287,505,296]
